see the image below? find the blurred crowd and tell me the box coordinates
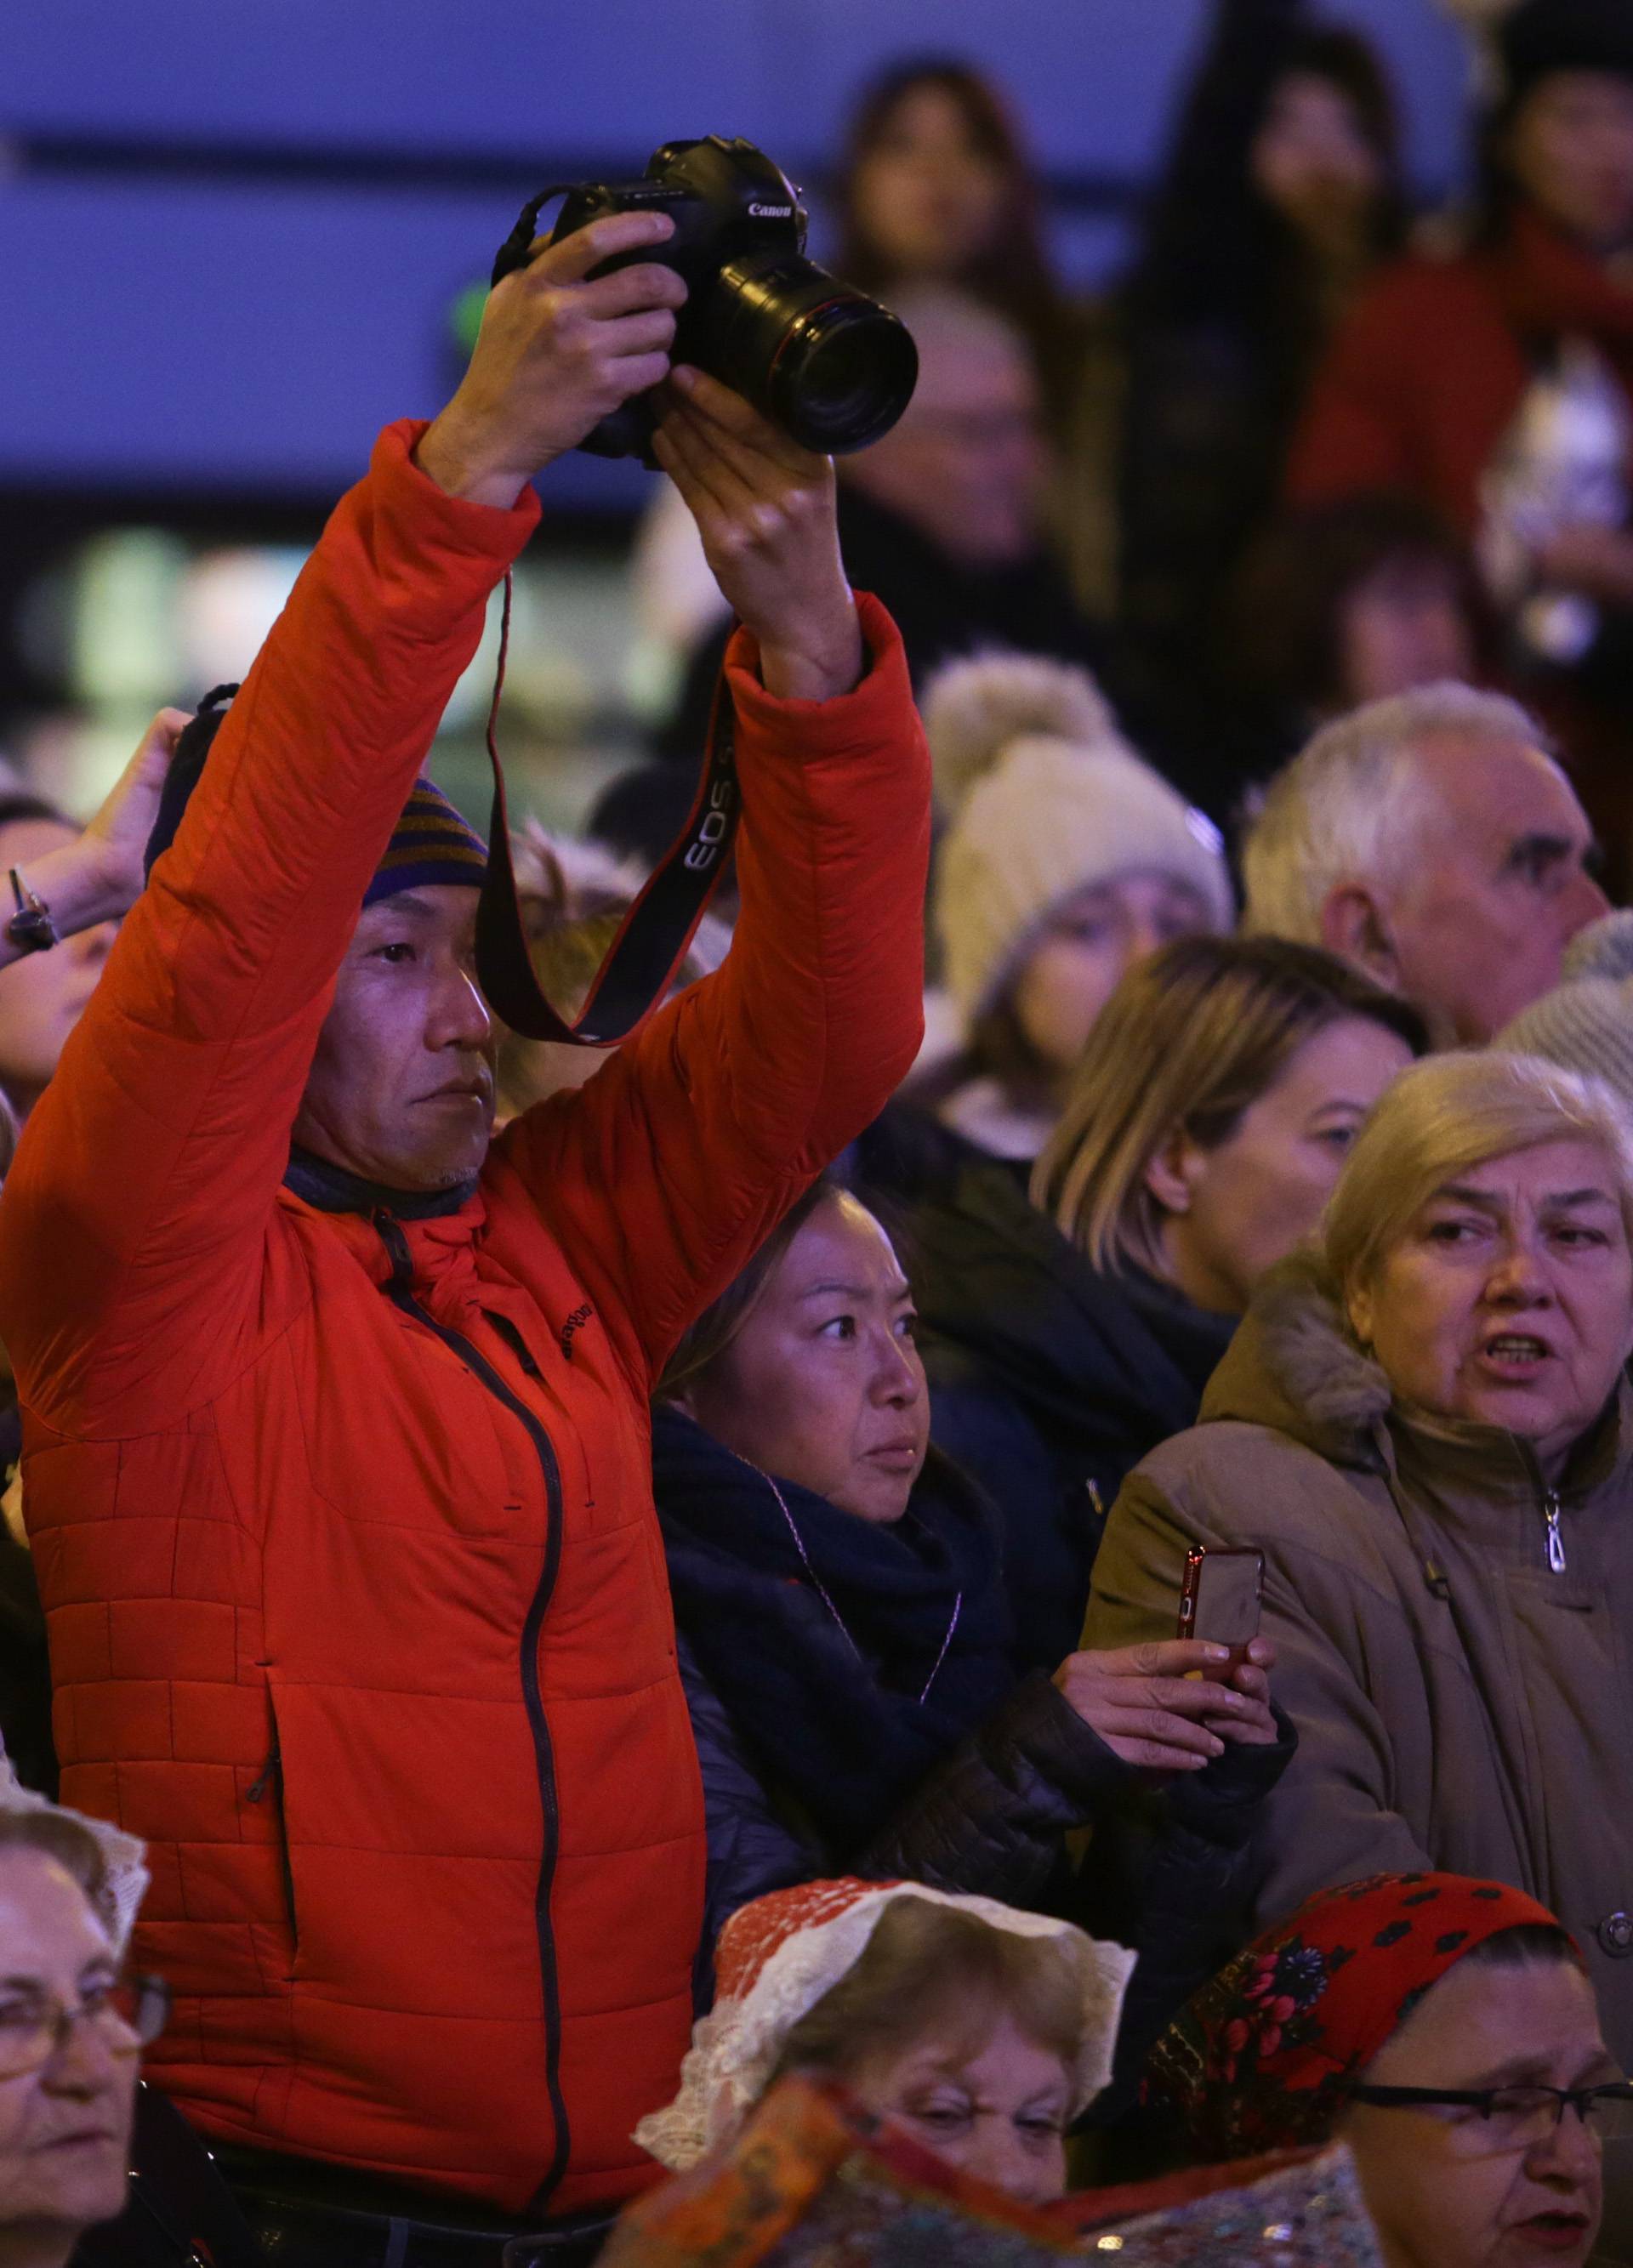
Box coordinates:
[9,3,1633,2266]
[610,0,1633,878]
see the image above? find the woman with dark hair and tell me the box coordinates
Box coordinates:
[651,1176,1291,2049]
[1148,1873,1623,2268]
[1293,0,1633,528]
[1226,493,1494,777]
[832,58,1079,417]
[629,56,1081,728]
[1111,0,1406,804]
[629,57,1098,765]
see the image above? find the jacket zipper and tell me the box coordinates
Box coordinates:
[374,1213,572,2211]
[245,1731,299,1948]
[1544,1488,1568,1574]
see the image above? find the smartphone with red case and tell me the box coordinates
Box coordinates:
[1176,1544,1265,1680]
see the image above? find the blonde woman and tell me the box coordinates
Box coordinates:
[901,935,1421,1668]
[1086,1049,1633,2078]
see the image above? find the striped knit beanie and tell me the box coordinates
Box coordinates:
[362,776,487,906]
[145,688,488,907]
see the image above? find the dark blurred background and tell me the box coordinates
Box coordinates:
[0,1,1473,828]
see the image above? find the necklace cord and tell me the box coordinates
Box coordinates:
[756,1464,961,1705]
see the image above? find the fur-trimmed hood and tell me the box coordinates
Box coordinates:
[1197,1249,1391,1464]
[1198,1246,1633,1493]
[1088,1256,1633,2078]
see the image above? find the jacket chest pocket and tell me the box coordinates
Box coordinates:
[1504,1577,1628,1862]
[304,1317,532,1538]
[1509,1570,1596,1618]
[404,1331,538,1532]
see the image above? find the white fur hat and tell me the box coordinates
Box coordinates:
[634,1875,1135,2174]
[926,652,1233,1024]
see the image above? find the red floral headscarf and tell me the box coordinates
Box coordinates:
[1147,1872,1579,2160]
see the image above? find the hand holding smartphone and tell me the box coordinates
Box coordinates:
[1177,1545,1265,1680]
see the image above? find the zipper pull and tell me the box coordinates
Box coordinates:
[246,1742,280,1803]
[1545,1491,1568,1574]
[373,1207,413,1290]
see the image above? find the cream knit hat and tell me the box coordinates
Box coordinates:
[926,653,1234,1024]
[1494,912,1633,1107]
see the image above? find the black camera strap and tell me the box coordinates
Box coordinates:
[146,586,741,1050]
[475,571,740,1043]
[149,183,743,1051]
[490,189,571,289]
[482,190,754,1039]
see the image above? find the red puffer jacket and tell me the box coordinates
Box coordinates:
[0,422,929,2216]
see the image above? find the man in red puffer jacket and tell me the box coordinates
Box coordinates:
[0,206,929,2240]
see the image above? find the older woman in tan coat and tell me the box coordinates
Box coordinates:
[1086,1051,1633,2067]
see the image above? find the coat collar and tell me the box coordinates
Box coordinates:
[283,1144,479,1220]
[279,1146,487,1293]
[1204,1248,1633,1504]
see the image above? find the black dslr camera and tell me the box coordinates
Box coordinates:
[492,136,919,463]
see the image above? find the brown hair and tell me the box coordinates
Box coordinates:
[835,59,1067,355]
[765,1896,1084,2093]
[1232,494,1497,717]
[1034,936,1426,1276]
[657,1179,844,1402]
[0,1809,111,1920]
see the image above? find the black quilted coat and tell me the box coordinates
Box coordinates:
[658,1409,1294,2084]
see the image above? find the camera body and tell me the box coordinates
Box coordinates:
[494,137,917,462]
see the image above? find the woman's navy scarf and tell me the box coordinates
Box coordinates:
[652,1405,1016,1851]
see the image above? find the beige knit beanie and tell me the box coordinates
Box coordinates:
[1494,912,1633,1106]
[926,652,1233,1023]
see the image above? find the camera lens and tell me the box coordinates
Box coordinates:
[771,297,920,454]
[707,257,919,455]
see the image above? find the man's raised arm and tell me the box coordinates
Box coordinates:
[0,213,689,1431]
[492,367,930,1378]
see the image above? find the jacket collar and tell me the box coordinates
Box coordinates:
[1204,1248,1633,1504]
[284,1144,479,1220]
[913,1151,1234,1432]
[280,1146,487,1293]
[1199,1251,1392,1459]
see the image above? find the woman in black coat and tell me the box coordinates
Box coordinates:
[1112,0,1406,807]
[879,939,1425,1671]
[652,1177,1293,2073]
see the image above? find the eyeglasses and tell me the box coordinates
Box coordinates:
[1348,2081,1633,2153]
[0,1975,169,2080]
